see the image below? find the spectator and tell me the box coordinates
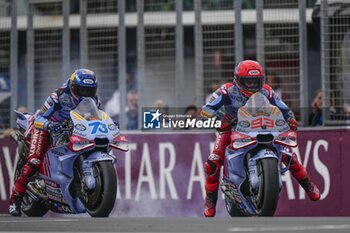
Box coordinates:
[2,128,13,138]
[206,81,221,103]
[265,71,293,109]
[104,71,136,119]
[125,90,138,130]
[105,89,138,130]
[182,105,198,130]
[104,90,120,119]
[153,99,169,115]
[265,72,282,98]
[185,105,198,119]
[309,90,323,126]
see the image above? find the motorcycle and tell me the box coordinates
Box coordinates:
[221,92,297,216]
[12,98,128,217]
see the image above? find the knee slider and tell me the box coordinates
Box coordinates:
[281,154,290,164]
[29,158,41,167]
[204,160,216,176]
[21,163,38,178]
[290,154,298,164]
[204,159,222,176]
[282,153,297,165]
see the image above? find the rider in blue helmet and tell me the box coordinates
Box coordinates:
[70,69,98,104]
[9,69,101,216]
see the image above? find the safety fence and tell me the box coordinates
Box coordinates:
[319,0,350,125]
[260,0,302,121]
[0,0,349,130]
[0,0,11,130]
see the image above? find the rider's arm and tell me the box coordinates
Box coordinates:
[93,95,102,110]
[199,84,231,119]
[262,85,298,130]
[272,93,295,121]
[34,91,61,131]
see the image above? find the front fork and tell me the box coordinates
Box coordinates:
[247,149,280,190]
[248,146,293,192]
[81,159,96,190]
[247,158,259,190]
[80,152,116,190]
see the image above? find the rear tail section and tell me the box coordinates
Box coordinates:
[14,110,31,132]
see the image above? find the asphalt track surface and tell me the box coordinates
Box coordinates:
[1,217,350,233]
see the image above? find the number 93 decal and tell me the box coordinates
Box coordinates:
[251,117,274,129]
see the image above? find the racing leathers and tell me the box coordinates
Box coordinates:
[200,82,320,217]
[9,80,101,213]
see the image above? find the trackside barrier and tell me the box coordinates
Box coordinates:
[0,129,349,216]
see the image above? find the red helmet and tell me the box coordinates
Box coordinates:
[234,60,265,97]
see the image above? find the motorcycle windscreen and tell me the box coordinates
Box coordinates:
[235,92,289,133]
[71,98,102,121]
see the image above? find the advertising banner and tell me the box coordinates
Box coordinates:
[0,130,348,216]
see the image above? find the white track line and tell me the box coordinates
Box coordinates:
[228,225,350,232]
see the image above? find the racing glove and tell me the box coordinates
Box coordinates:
[218,114,236,133]
[113,121,120,129]
[47,122,63,134]
[287,118,298,131]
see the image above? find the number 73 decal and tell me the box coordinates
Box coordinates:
[88,122,108,134]
[251,117,274,129]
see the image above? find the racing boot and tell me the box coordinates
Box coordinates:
[9,163,40,216]
[9,189,22,217]
[282,153,321,201]
[299,178,321,201]
[204,156,222,217]
[204,191,218,217]
[203,133,231,217]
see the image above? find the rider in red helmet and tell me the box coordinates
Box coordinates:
[199,60,320,217]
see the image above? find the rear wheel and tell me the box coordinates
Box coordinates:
[14,158,48,217]
[225,197,245,217]
[21,193,49,217]
[253,158,279,216]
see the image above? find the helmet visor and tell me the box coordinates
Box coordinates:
[239,76,264,92]
[71,84,97,98]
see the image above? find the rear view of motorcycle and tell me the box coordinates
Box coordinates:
[12,98,128,217]
[221,92,297,216]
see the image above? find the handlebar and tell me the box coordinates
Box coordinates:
[61,120,74,131]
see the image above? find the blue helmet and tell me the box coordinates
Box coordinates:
[69,69,98,102]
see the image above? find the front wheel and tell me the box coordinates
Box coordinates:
[83,161,117,217]
[253,158,280,216]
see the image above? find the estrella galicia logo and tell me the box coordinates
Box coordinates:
[143,109,162,129]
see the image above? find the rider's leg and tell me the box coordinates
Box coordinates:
[9,128,50,216]
[204,131,231,217]
[282,153,321,201]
